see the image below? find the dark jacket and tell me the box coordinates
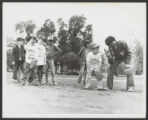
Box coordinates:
[12,45,26,62]
[109,40,131,62]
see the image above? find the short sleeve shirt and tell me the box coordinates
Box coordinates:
[87,52,102,69]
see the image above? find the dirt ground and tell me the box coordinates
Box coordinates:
[3,72,145,117]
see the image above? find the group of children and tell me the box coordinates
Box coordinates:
[12,34,134,92]
[12,32,61,86]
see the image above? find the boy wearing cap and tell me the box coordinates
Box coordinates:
[84,43,104,90]
[12,37,26,82]
[22,37,39,86]
[78,40,91,86]
[105,36,134,92]
[45,38,61,85]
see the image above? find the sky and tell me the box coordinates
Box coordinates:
[3,2,146,51]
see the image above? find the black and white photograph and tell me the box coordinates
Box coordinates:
[2,2,146,118]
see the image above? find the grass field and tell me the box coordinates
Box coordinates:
[3,72,146,117]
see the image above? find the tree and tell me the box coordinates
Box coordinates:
[57,18,70,54]
[68,15,86,54]
[37,19,56,41]
[15,20,36,42]
[15,21,25,34]
[25,20,36,35]
[24,20,36,42]
[133,39,143,75]
[81,24,93,46]
[57,18,68,31]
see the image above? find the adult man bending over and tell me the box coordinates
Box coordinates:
[105,36,134,92]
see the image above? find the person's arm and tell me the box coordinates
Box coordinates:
[54,45,62,55]
[78,47,85,57]
[118,41,130,57]
[109,47,115,58]
[107,48,115,65]
[55,45,61,51]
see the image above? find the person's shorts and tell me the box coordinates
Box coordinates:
[87,67,103,81]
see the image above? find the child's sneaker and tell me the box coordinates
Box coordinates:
[103,87,110,91]
[24,81,30,86]
[97,86,104,90]
[84,84,90,89]
[127,86,134,92]
[97,81,104,90]
[52,81,58,86]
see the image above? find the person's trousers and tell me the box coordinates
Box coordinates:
[37,65,44,83]
[13,61,24,81]
[107,60,134,90]
[85,68,103,87]
[78,63,87,84]
[22,62,38,83]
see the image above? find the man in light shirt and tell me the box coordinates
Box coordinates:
[84,42,105,90]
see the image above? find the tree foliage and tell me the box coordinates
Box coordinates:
[81,24,93,45]
[15,20,36,42]
[68,15,87,54]
[133,40,143,75]
[15,21,25,33]
[57,18,70,54]
[37,19,56,40]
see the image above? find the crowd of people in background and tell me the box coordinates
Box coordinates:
[12,32,61,86]
[11,32,135,92]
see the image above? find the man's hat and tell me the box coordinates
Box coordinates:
[105,36,116,46]
[90,42,100,49]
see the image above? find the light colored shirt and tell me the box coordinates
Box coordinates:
[24,43,38,64]
[36,43,46,65]
[87,51,102,69]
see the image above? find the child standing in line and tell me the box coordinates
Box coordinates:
[78,40,91,86]
[46,37,61,85]
[36,36,46,85]
[84,42,105,90]
[22,37,39,86]
[12,37,26,83]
